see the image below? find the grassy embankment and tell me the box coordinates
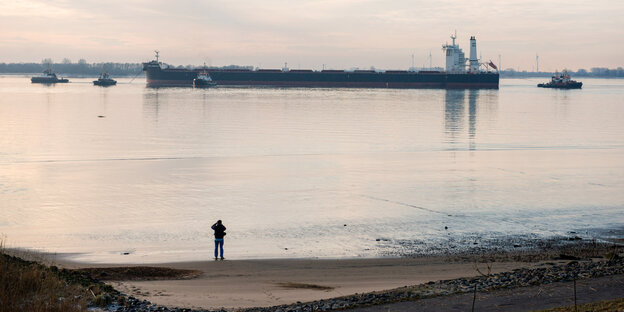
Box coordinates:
[0,238,202,312]
[0,237,122,311]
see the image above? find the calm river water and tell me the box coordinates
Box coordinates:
[1,76,622,263]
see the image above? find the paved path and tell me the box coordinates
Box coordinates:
[350,274,624,312]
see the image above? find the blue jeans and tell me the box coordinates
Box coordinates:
[214,239,224,258]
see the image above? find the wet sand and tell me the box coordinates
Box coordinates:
[54,256,551,310]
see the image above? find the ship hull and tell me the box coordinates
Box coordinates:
[194,79,217,87]
[537,82,582,89]
[93,79,117,86]
[143,64,499,89]
[31,77,69,83]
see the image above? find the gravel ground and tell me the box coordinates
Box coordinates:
[351,274,624,311]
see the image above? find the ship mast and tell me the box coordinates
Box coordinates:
[429,51,432,70]
[154,50,160,62]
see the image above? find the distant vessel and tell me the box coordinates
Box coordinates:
[93,72,117,86]
[31,68,69,84]
[143,35,499,89]
[194,65,217,87]
[538,70,582,89]
[194,72,217,87]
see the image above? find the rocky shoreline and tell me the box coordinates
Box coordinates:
[103,251,623,312]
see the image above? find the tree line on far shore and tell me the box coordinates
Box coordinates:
[500,67,624,78]
[0,58,253,76]
[0,59,144,76]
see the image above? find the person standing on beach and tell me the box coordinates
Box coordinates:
[211,220,226,260]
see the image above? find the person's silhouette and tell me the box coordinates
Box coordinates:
[211,220,226,260]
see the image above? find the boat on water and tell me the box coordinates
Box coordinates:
[31,69,69,84]
[193,71,217,87]
[93,72,117,86]
[143,35,499,89]
[538,70,582,89]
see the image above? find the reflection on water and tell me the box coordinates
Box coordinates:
[444,89,491,150]
[444,89,466,146]
[143,89,160,123]
[0,76,623,263]
[468,89,477,146]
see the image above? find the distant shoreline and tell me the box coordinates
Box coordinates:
[3,72,624,81]
[0,72,145,78]
[2,62,623,79]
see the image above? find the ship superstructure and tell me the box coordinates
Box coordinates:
[442,33,486,74]
[442,33,466,74]
[143,34,499,89]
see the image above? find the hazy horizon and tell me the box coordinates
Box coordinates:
[1,0,622,72]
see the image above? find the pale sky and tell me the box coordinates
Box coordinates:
[0,0,622,71]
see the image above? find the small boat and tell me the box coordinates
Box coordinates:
[93,72,117,86]
[31,68,69,83]
[194,72,217,87]
[537,70,582,89]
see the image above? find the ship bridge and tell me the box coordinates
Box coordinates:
[442,33,466,74]
[443,33,482,74]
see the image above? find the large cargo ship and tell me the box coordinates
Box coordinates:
[143,35,499,89]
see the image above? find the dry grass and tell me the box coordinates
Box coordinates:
[537,297,624,312]
[0,237,206,312]
[0,239,89,312]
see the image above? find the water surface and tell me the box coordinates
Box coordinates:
[1,76,622,262]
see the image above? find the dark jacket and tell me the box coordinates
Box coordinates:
[211,223,226,239]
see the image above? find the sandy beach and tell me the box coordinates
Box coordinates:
[53,255,556,310]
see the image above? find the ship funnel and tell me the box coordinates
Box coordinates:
[469,36,479,73]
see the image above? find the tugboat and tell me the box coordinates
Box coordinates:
[538,70,582,89]
[93,72,117,86]
[193,71,217,88]
[31,68,69,83]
